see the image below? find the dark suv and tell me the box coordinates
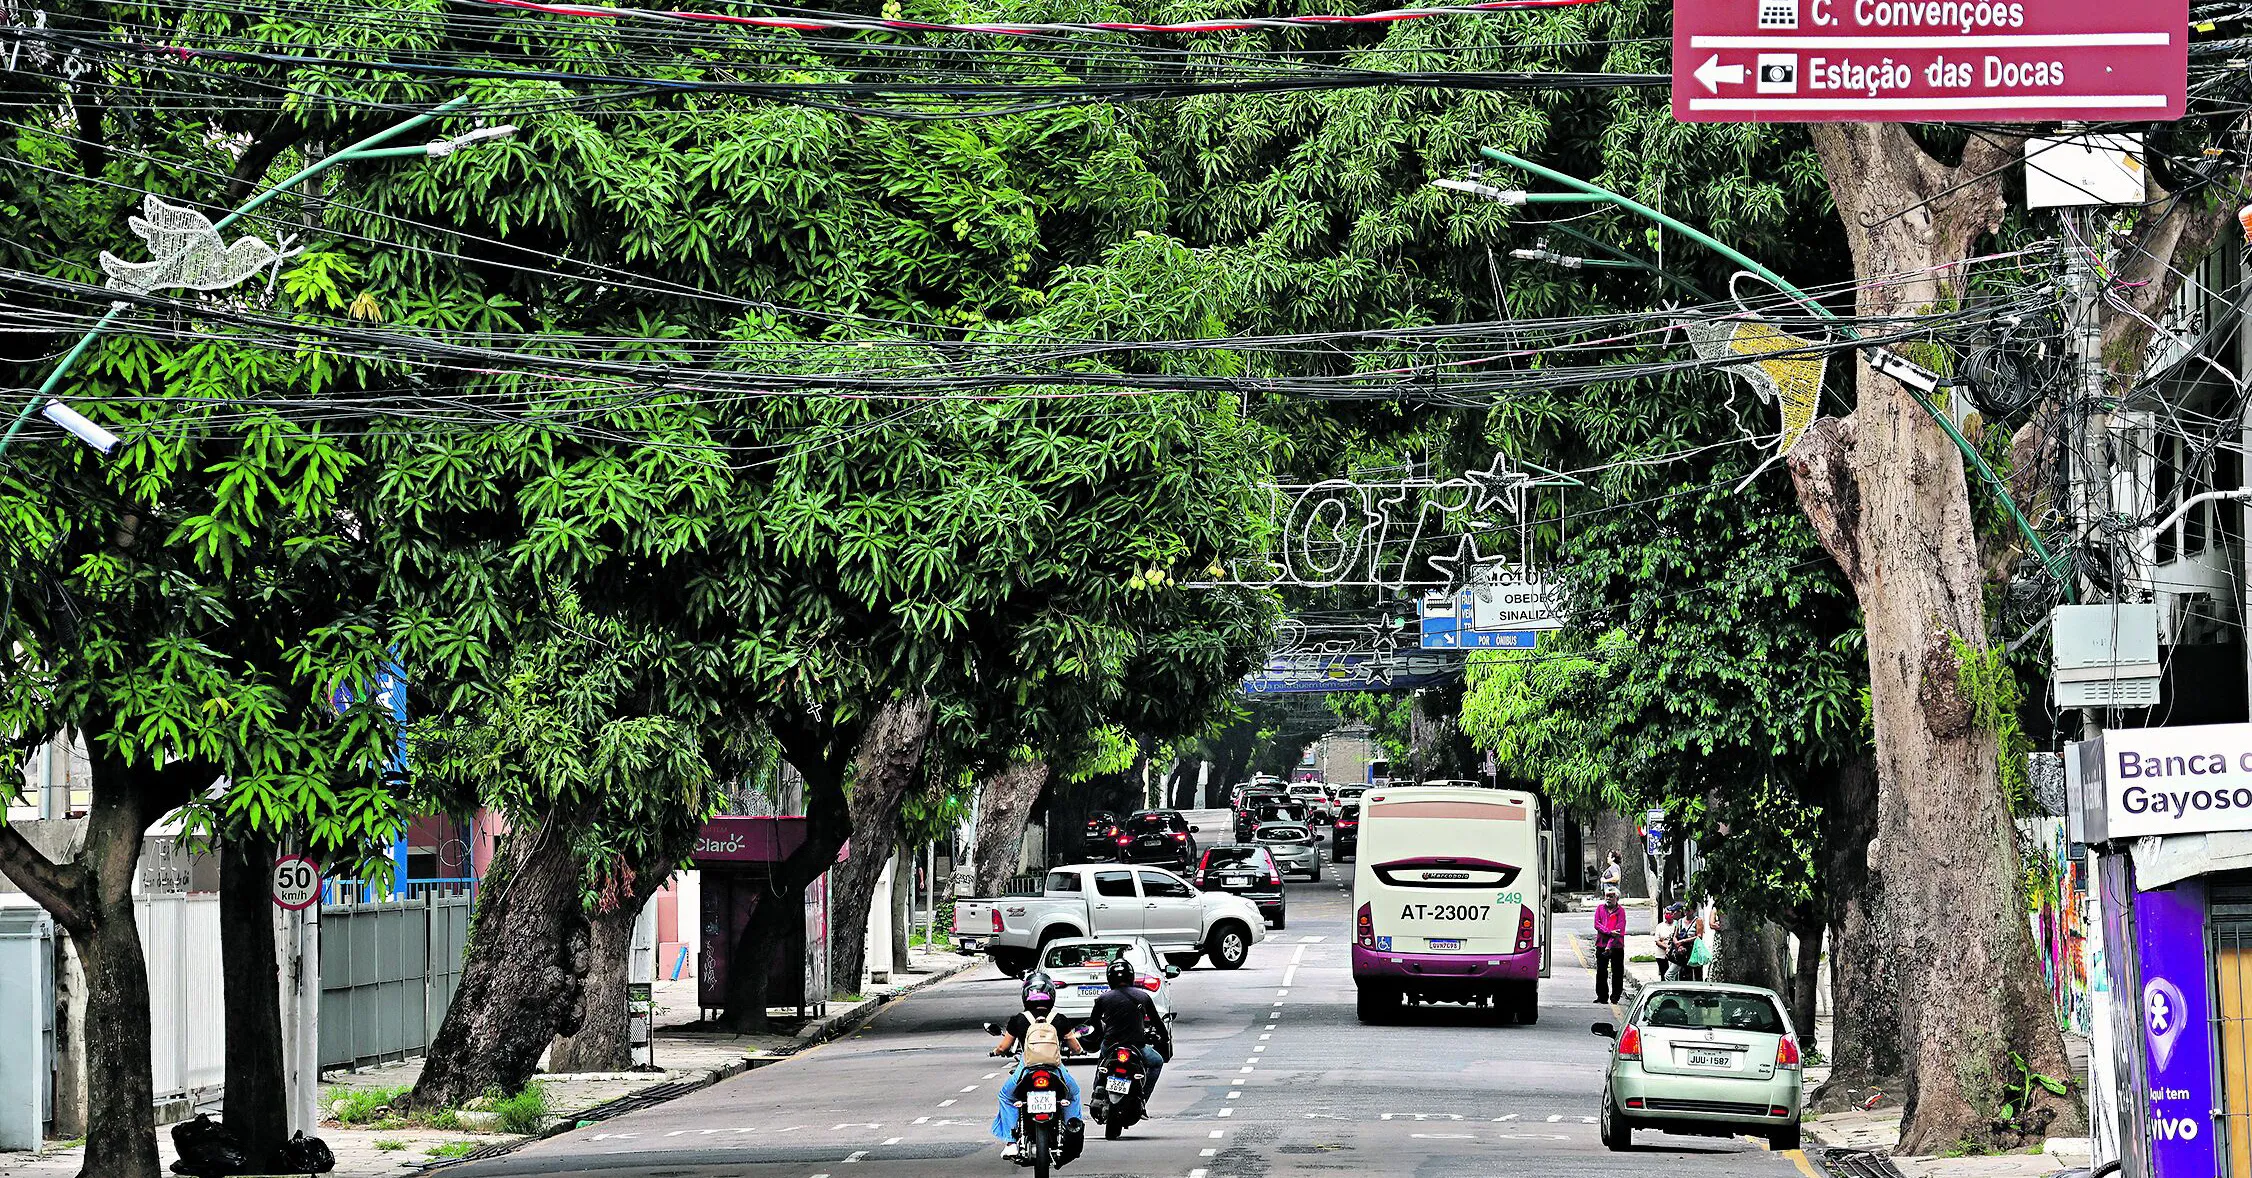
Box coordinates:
[1120,810,1199,867]
[1196,845,1285,929]
[1331,801,1361,861]
[1236,800,1310,843]
[1081,811,1123,858]
[1231,791,1291,840]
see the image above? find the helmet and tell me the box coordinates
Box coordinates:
[1105,959,1135,988]
[1022,971,1057,1014]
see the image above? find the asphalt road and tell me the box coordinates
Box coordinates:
[459,817,1804,1178]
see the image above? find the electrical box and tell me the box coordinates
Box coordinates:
[2052,603,2163,708]
[2025,134,2146,209]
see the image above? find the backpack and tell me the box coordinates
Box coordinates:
[1022,1013,1064,1066]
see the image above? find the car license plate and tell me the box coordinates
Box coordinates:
[1427,938,1462,950]
[1225,875,1250,887]
[1079,984,1107,995]
[958,938,983,952]
[1106,1077,1133,1094]
[1686,1049,1733,1068]
[1027,1091,1058,1114]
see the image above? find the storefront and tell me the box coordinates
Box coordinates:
[2076,722,2252,1177]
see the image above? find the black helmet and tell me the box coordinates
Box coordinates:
[1022,971,1057,1015]
[1105,959,1135,988]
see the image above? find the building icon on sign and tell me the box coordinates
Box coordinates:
[1758,0,1797,28]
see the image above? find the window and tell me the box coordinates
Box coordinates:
[1046,871,1082,894]
[1128,813,1177,833]
[1094,871,1138,898]
[1203,847,1262,869]
[1638,990,1785,1034]
[1045,942,1127,969]
[1139,871,1192,898]
[1258,826,1309,842]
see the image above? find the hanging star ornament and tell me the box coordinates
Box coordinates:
[1682,314,1827,491]
[98,195,301,296]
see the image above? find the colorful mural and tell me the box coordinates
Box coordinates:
[2021,816,2093,1038]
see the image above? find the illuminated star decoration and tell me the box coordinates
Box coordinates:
[1682,315,1826,491]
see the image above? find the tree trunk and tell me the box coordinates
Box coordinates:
[548,899,640,1074]
[890,843,913,975]
[1787,921,1823,1057]
[826,696,934,1000]
[1793,123,2077,1151]
[1814,753,1904,1111]
[1591,810,1648,899]
[1712,912,1789,992]
[970,759,1051,897]
[219,828,289,1167]
[410,810,592,1109]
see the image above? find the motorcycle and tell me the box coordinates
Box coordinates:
[1089,1042,1149,1138]
[983,1022,1088,1176]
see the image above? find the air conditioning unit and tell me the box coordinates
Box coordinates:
[2052,603,2163,708]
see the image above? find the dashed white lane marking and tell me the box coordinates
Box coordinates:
[1298,936,1326,942]
[1545,1115,1563,1122]
[1265,1024,1276,1030]
[1209,1130,1226,1138]
[1275,989,1290,997]
[882,1137,901,1145]
[842,1151,868,1163]
[832,1123,879,1131]
[938,1099,956,1107]
[1227,1092,1241,1100]
[912,1117,930,1125]
[1495,1114,1519,1121]
[982,1072,1000,1079]
[1259,1034,1271,1041]
[1240,1066,1255,1073]
[1219,1108,1234,1118]
[1231,1079,1245,1085]
[1254,1046,1267,1053]
[1291,943,1309,963]
[1201,1148,1218,1157]
[1282,966,1299,986]
[960,1085,979,1092]
[1190,1170,1209,1178]
[1246,1056,1261,1063]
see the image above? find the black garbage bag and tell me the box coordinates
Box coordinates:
[169,1113,247,1178]
[273,1130,336,1175]
[1057,1117,1084,1168]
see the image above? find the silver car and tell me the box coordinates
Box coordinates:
[1254,822,1321,880]
[1594,983,1804,1151]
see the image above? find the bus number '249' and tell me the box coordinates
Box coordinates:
[1401,904,1492,921]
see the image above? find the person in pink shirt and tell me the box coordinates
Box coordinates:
[1592,885,1627,1004]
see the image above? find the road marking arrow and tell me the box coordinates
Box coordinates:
[1695,54,1747,93]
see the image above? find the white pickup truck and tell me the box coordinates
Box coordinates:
[955,863,1265,976]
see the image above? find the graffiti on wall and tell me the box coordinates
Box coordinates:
[2020,816,2092,1038]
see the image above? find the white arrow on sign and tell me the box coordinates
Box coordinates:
[1695,55,1746,93]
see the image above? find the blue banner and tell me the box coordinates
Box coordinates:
[2136,879,2215,1178]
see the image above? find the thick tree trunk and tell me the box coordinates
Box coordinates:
[970,759,1051,897]
[1591,810,1648,899]
[1815,753,1904,1111]
[1794,124,2077,1151]
[548,899,640,1074]
[890,843,913,975]
[1712,913,1789,992]
[219,828,289,1166]
[1787,922,1822,1056]
[410,810,592,1110]
[826,696,934,999]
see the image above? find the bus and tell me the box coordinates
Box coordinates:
[1350,785,1550,1025]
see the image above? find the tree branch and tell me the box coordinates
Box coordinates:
[226,117,311,205]
[0,823,89,933]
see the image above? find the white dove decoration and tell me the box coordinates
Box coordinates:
[98,195,299,296]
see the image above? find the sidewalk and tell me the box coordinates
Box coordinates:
[11,947,982,1176]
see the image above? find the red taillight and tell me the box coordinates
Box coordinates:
[1625,1097,1644,1109]
[1114,1048,1132,1064]
[1355,903,1374,948]
[1769,1105,1792,1118]
[1115,835,1131,845]
[1776,1034,1801,1068]
[992,909,1004,934]
[1033,1072,1051,1088]
[1618,1025,1642,1060]
[1172,832,1187,841]
[1195,873,1207,886]
[1266,873,1281,886]
[1136,975,1161,992]
[1513,905,1536,954]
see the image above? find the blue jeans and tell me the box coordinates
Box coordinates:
[991,1064,1082,1141]
[1092,1045,1165,1101]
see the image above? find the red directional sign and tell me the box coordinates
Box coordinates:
[1673,0,2186,123]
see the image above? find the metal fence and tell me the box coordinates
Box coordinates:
[137,893,225,1107]
[318,891,471,1071]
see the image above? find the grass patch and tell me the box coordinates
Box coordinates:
[1629,953,1657,963]
[425,1141,479,1160]
[324,1084,412,1126]
[484,1083,550,1135]
[46,1136,84,1152]
[374,1139,406,1152]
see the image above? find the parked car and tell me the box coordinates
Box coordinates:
[1120,810,1199,867]
[1594,983,1804,1152]
[1195,844,1286,929]
[1288,783,1335,823]
[1037,936,1180,1029]
[1331,801,1361,861]
[954,862,1264,976]
[1255,822,1321,880]
[1081,811,1123,858]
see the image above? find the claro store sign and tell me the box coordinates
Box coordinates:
[2102,723,2252,839]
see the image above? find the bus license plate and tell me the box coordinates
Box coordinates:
[1427,938,1463,950]
[1686,1049,1732,1068]
[1107,1077,1133,1094]
[1027,1091,1059,1114]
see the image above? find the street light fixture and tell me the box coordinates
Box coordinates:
[0,96,498,459]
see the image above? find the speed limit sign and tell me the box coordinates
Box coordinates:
[271,856,322,910]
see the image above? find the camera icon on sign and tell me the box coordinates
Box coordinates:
[1756,53,1799,93]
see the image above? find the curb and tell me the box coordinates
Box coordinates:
[420,955,986,1171]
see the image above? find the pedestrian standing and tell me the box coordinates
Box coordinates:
[1659,903,1694,980]
[1592,885,1627,1003]
[1600,851,1622,894]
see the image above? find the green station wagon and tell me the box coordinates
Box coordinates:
[1593,982,1803,1151]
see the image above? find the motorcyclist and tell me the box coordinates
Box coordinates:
[989,971,1085,1162]
[1088,958,1172,1116]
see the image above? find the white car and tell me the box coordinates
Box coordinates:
[1036,936,1180,1028]
[1288,783,1334,822]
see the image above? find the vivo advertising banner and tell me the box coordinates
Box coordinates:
[2134,881,2216,1177]
[2100,723,2252,839]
